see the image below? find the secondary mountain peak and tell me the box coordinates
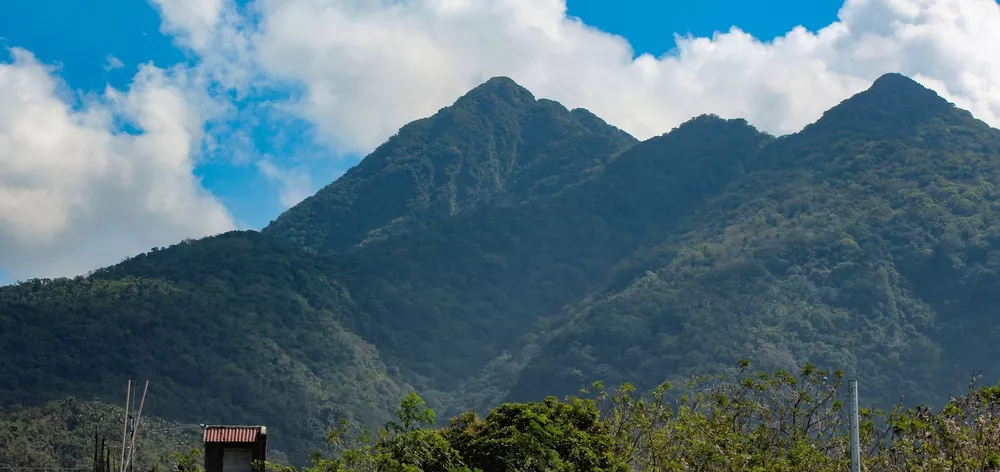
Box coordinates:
[858,71,957,112]
[804,72,963,139]
[751,72,991,171]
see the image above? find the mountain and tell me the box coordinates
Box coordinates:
[5,73,1000,466]
[321,114,773,402]
[262,76,637,253]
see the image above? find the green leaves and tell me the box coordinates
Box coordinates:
[316,365,1000,472]
[309,392,624,472]
[390,393,437,434]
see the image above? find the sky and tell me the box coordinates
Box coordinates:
[1,0,999,283]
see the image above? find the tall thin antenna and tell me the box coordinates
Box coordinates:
[122,380,149,472]
[849,379,861,472]
[119,380,131,471]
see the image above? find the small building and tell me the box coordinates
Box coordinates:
[202,425,267,472]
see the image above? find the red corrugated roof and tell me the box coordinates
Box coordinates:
[203,426,266,443]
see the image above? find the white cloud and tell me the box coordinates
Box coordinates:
[149,0,225,51]
[103,54,125,71]
[0,48,235,281]
[152,0,1000,154]
[257,158,312,208]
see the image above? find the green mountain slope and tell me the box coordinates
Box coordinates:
[262,76,637,253]
[506,73,1000,406]
[0,231,408,464]
[323,114,773,403]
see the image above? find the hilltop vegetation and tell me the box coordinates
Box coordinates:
[4,73,1000,465]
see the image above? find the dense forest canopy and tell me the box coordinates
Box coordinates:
[4,72,1000,466]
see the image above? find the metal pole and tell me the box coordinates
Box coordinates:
[123,380,149,472]
[119,380,131,472]
[849,379,861,472]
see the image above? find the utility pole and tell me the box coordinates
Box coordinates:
[119,380,131,471]
[849,379,861,472]
[114,378,150,472]
[122,380,149,472]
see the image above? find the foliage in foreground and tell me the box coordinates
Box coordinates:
[0,398,202,470]
[173,363,1000,472]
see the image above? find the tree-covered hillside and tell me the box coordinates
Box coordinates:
[0,231,408,464]
[507,73,1000,407]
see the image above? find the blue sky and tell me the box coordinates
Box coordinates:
[0,0,842,230]
[568,0,843,57]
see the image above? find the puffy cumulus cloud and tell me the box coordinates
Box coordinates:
[151,0,261,96]
[0,48,235,281]
[153,0,1000,154]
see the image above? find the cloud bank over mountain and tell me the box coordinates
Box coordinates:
[157,0,1000,152]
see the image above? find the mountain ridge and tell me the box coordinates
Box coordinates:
[505,72,1000,404]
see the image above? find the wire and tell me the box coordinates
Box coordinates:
[0,467,91,470]
[145,424,200,432]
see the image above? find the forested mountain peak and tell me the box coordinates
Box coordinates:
[262,76,637,253]
[799,71,973,140]
[751,72,999,171]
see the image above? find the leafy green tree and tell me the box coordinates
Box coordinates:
[171,448,203,472]
[445,396,626,472]
[306,393,467,472]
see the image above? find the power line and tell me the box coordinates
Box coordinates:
[143,424,201,433]
[0,468,89,471]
